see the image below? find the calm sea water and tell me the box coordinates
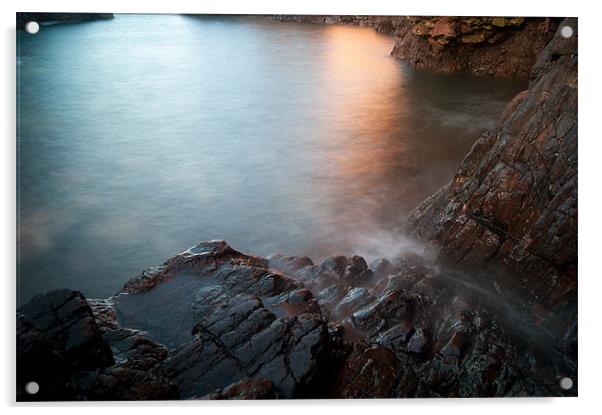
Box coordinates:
[17,14,525,304]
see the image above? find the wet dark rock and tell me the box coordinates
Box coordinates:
[68,367,177,400]
[334,287,375,318]
[17,290,114,373]
[316,284,346,309]
[16,290,176,401]
[119,266,168,294]
[112,241,310,349]
[279,287,322,316]
[369,258,397,280]
[341,255,371,282]
[17,313,70,401]
[439,331,467,357]
[373,321,415,353]
[315,255,349,277]
[351,289,422,335]
[373,265,429,296]
[331,342,400,398]
[267,254,314,275]
[203,378,277,400]
[98,241,330,398]
[292,254,371,286]
[406,328,432,357]
[409,19,578,327]
[89,299,169,371]
[17,238,577,399]
[163,313,329,398]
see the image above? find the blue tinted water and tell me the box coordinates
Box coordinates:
[17,14,525,304]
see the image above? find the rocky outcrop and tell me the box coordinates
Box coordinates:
[391,17,558,78]
[17,240,576,399]
[16,290,176,401]
[273,248,576,397]
[409,19,577,346]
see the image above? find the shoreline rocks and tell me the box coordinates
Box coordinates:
[408,19,577,346]
[17,240,577,400]
[391,17,558,78]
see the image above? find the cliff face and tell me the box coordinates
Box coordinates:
[391,17,558,78]
[409,19,577,337]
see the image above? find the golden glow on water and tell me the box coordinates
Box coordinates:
[300,25,413,252]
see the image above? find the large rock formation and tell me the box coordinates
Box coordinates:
[17,289,176,401]
[18,240,576,400]
[409,19,577,347]
[391,17,558,78]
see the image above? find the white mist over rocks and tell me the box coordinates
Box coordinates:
[346,228,439,265]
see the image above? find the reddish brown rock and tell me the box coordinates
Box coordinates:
[331,343,400,398]
[409,19,577,329]
[392,17,557,78]
[431,19,456,38]
[68,367,177,400]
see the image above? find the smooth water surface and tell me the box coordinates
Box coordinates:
[17,15,525,304]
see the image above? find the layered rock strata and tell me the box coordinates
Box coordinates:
[17,241,576,400]
[391,17,558,78]
[409,18,577,346]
